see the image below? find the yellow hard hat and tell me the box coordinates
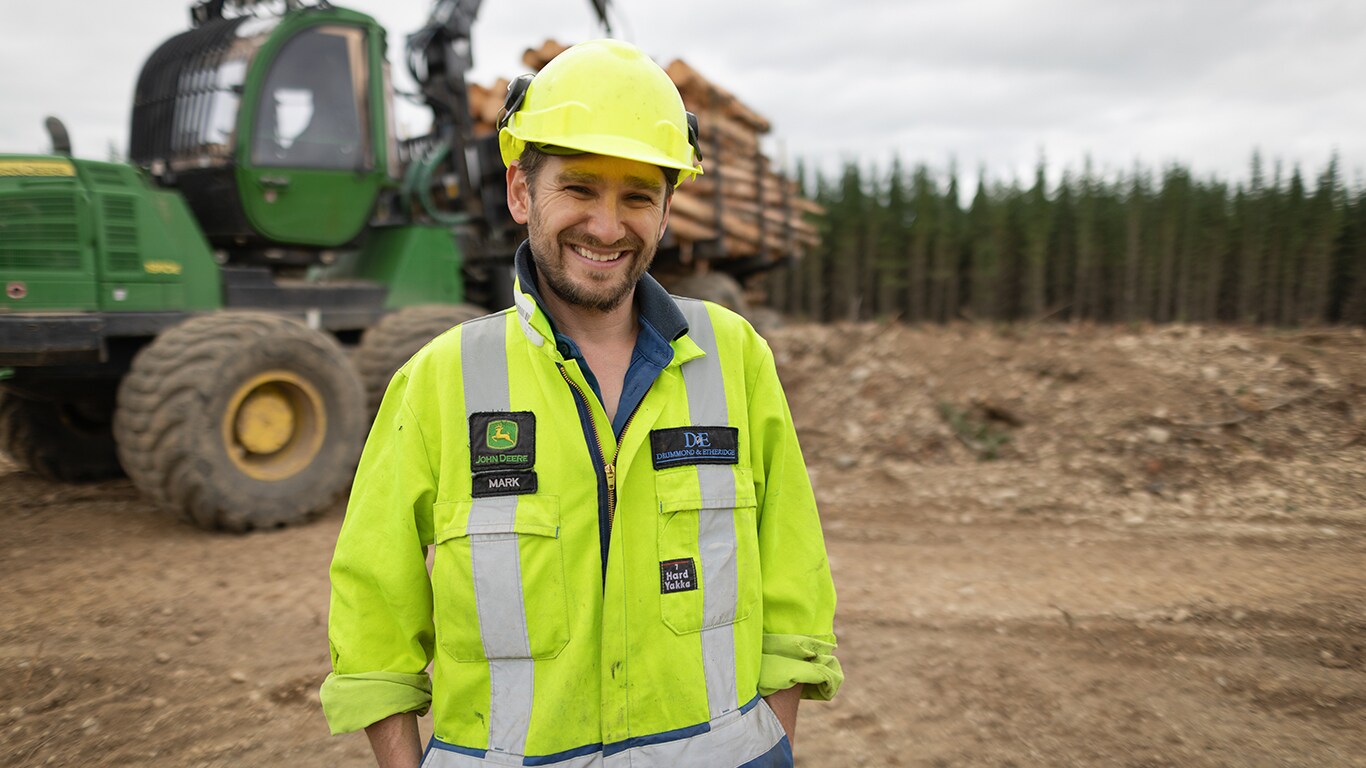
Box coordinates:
[498,39,703,186]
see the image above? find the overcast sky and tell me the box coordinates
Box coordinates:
[3,0,1363,189]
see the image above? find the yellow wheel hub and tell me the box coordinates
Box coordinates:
[222,371,327,481]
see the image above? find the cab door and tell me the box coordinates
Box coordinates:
[237,22,383,246]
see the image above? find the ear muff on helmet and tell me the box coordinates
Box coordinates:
[498,74,534,132]
[495,39,704,186]
[686,111,703,163]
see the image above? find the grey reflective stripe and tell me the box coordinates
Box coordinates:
[422,744,598,768]
[460,315,535,757]
[421,699,786,767]
[513,289,547,347]
[676,299,741,720]
[605,699,787,768]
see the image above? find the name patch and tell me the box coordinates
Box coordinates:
[650,426,739,470]
[472,470,538,498]
[470,411,536,470]
[660,558,698,594]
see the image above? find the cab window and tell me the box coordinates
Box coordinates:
[252,25,370,170]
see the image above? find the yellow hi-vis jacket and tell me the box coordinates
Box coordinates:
[322,274,842,767]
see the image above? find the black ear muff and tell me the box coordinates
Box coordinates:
[686,111,703,163]
[498,74,535,131]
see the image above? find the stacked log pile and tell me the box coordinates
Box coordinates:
[466,40,823,269]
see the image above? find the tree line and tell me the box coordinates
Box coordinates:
[769,155,1366,326]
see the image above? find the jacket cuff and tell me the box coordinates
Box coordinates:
[757,633,844,701]
[319,671,432,734]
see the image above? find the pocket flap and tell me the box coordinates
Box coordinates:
[434,495,560,543]
[656,466,756,513]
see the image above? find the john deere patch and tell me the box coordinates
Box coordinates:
[470,412,535,470]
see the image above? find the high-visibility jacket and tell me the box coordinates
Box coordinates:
[322,270,842,767]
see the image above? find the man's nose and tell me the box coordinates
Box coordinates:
[582,199,627,244]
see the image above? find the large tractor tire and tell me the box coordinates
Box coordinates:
[0,391,123,482]
[356,304,485,419]
[113,313,366,532]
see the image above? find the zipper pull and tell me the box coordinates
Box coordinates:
[604,463,616,494]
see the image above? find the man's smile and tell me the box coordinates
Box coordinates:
[568,243,629,264]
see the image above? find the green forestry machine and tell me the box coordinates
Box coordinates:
[0,0,611,530]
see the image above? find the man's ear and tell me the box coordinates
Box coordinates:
[507,162,530,225]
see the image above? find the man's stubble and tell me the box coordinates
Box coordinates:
[527,199,658,314]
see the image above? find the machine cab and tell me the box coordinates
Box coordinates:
[130,5,396,257]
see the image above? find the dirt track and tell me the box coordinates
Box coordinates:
[2,323,1364,767]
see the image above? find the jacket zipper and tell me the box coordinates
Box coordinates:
[556,364,648,537]
[608,400,648,533]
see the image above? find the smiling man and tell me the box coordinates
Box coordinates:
[322,40,841,768]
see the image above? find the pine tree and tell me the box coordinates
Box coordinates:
[1022,159,1052,318]
[1278,167,1308,324]
[968,170,998,321]
[1073,159,1100,321]
[930,166,964,322]
[1339,187,1366,324]
[878,159,911,319]
[1122,168,1149,323]
[1298,156,1343,324]
[906,165,937,322]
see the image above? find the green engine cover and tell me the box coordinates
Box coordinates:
[0,155,220,314]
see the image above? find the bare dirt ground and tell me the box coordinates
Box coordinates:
[2,322,1364,767]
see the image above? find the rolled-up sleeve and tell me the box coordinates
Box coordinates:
[747,341,844,701]
[321,369,441,733]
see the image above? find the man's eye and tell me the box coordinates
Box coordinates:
[565,185,592,195]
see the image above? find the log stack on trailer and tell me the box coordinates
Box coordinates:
[466,40,822,314]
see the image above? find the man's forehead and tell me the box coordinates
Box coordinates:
[550,154,666,191]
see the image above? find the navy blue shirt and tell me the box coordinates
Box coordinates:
[514,242,686,439]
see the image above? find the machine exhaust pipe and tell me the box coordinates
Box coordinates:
[45,116,72,157]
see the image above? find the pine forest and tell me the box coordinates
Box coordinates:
[771,154,1366,327]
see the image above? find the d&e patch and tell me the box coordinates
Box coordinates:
[650,426,738,470]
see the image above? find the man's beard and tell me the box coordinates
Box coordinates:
[528,210,657,313]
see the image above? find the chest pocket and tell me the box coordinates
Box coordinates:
[656,465,760,635]
[431,495,569,661]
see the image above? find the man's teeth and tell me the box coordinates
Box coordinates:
[572,245,624,262]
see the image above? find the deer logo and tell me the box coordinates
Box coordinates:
[486,420,519,450]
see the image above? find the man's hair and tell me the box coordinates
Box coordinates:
[517,144,677,201]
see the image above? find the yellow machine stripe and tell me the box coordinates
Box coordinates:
[0,159,77,177]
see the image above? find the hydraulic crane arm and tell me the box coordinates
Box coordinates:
[405,0,484,148]
[402,0,612,225]
[405,0,612,141]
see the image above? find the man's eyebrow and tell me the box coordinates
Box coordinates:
[554,169,663,195]
[624,175,664,194]
[556,169,603,186]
